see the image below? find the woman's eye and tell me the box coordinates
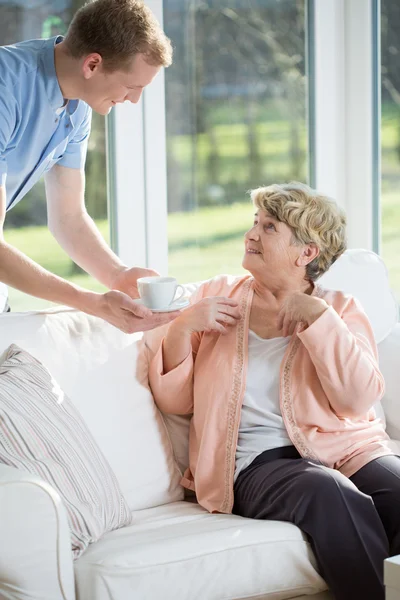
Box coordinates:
[264,223,275,231]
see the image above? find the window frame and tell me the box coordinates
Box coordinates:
[108,0,380,271]
[107,0,168,274]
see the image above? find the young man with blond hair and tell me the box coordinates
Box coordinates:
[0,0,178,332]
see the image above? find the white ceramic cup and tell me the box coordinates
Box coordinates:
[137,276,185,310]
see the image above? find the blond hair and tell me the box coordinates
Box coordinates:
[64,0,173,71]
[251,182,347,281]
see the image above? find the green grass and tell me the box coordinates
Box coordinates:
[168,192,400,301]
[4,106,400,311]
[6,222,110,312]
[5,189,400,312]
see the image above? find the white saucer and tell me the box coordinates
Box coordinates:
[133,298,190,312]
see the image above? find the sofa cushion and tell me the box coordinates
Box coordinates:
[0,344,132,559]
[74,501,328,600]
[378,324,400,440]
[0,310,183,511]
[318,249,398,344]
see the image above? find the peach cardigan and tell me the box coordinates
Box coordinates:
[148,275,393,514]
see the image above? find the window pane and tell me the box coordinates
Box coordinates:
[381,0,400,303]
[1,1,108,311]
[164,0,308,283]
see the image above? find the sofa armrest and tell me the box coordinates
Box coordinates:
[379,324,400,440]
[0,464,75,600]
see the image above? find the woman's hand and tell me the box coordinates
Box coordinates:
[176,296,241,335]
[277,293,329,337]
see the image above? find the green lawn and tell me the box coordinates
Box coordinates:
[6,223,110,311]
[4,106,400,311]
[5,189,400,311]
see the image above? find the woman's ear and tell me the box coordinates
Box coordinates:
[296,243,319,267]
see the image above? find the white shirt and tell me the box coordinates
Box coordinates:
[234,330,292,482]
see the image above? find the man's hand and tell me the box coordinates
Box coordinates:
[277,293,329,337]
[91,290,180,334]
[111,267,159,299]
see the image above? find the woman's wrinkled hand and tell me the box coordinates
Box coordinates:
[176,296,241,335]
[277,292,329,337]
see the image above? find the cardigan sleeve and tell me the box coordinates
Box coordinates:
[146,273,249,415]
[297,297,385,418]
[148,333,201,415]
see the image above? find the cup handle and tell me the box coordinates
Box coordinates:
[172,285,185,305]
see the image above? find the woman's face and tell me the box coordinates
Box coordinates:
[242,209,302,281]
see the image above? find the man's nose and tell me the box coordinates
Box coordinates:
[127,89,143,104]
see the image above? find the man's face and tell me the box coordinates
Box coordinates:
[82,53,161,115]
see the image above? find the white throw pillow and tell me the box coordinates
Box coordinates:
[319,249,398,344]
[0,344,132,559]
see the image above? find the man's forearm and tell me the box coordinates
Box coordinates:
[50,211,127,289]
[0,239,99,313]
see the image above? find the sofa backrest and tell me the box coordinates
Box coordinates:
[318,249,398,343]
[0,309,183,511]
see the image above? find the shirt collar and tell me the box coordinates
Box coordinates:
[67,99,79,116]
[40,36,65,113]
[41,36,80,117]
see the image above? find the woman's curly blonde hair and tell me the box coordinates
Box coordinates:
[251,182,347,282]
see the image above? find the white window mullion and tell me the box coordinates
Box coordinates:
[106,102,147,268]
[313,0,376,250]
[142,0,168,276]
[344,0,376,250]
[312,0,346,208]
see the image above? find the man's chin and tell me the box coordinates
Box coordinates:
[90,104,113,116]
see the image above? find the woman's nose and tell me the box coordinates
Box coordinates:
[245,226,259,241]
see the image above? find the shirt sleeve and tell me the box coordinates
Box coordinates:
[57,104,92,170]
[0,84,17,187]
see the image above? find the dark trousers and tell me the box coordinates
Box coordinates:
[233,446,400,600]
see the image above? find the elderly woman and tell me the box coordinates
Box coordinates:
[148,182,399,600]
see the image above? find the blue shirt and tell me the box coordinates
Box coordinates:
[0,36,92,210]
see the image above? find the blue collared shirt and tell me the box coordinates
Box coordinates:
[0,36,92,210]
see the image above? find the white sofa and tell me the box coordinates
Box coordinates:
[0,249,399,600]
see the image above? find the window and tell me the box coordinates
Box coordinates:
[163,0,309,283]
[381,0,400,303]
[1,0,108,311]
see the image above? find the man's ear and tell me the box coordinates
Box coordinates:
[296,243,319,267]
[82,53,103,79]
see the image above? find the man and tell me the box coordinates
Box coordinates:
[0,0,178,333]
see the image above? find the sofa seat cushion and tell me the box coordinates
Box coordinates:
[74,501,327,600]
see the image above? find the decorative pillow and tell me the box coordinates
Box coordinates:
[319,249,398,344]
[0,344,132,559]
